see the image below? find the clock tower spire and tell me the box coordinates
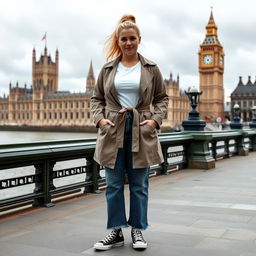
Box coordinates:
[199,10,224,120]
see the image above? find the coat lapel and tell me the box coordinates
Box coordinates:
[109,66,121,106]
[104,57,122,107]
[137,54,154,106]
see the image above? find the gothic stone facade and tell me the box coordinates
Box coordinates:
[0,48,94,128]
[0,47,190,130]
[162,74,190,129]
[231,76,256,121]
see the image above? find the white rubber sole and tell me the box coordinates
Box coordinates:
[94,241,124,250]
[133,242,147,249]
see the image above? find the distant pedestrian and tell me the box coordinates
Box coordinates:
[91,14,168,250]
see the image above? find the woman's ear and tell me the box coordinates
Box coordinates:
[139,36,141,44]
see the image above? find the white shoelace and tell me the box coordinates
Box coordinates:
[133,229,143,241]
[102,230,117,243]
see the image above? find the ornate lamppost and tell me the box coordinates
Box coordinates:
[182,87,206,131]
[230,104,243,129]
[249,106,256,128]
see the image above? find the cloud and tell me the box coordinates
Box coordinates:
[1,0,256,99]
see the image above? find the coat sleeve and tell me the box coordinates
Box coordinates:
[90,67,106,128]
[151,66,169,129]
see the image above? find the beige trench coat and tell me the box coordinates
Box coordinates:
[90,53,169,169]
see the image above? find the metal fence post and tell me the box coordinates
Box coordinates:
[84,156,101,193]
[33,161,54,207]
[211,141,217,160]
[49,161,56,191]
[250,134,256,151]
[224,139,230,158]
[236,132,249,156]
[161,145,168,175]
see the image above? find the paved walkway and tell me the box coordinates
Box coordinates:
[1,152,256,256]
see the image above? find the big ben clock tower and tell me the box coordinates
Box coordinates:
[199,10,224,120]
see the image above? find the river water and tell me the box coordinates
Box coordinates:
[0,130,97,144]
[0,130,98,200]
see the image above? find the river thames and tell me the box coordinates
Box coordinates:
[0,130,97,144]
[0,130,98,200]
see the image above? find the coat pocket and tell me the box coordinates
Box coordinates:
[145,124,156,133]
[99,123,110,135]
[140,124,156,138]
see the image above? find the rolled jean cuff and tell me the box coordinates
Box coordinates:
[127,222,149,230]
[107,224,129,230]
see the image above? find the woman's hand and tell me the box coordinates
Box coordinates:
[98,119,115,128]
[140,120,158,129]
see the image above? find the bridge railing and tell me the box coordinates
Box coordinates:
[0,129,256,211]
[206,129,255,159]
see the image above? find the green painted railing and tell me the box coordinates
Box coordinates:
[1,129,256,211]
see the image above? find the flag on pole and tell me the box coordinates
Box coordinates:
[41,33,47,41]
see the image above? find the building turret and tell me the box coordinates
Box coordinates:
[238,76,244,86]
[169,72,173,82]
[86,60,95,92]
[32,48,36,60]
[55,48,59,62]
[55,48,59,93]
[44,46,47,56]
[32,47,59,94]
[247,76,253,86]
[32,48,36,87]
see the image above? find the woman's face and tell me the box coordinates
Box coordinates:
[118,28,141,58]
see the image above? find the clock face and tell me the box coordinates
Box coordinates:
[203,55,213,64]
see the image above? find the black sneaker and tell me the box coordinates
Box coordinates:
[131,228,147,249]
[94,228,124,250]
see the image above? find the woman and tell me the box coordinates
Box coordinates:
[91,14,168,250]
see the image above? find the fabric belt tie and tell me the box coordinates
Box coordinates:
[105,105,150,153]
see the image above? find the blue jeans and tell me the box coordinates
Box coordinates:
[105,112,149,230]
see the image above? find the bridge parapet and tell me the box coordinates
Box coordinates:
[1,129,256,212]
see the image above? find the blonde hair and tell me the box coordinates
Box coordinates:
[104,14,141,61]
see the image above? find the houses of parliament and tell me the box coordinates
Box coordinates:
[0,12,225,130]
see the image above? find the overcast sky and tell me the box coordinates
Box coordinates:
[1,0,256,101]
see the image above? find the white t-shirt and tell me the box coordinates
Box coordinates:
[114,61,141,108]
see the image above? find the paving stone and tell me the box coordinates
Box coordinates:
[1,152,256,255]
[221,228,256,241]
[150,221,226,238]
[0,242,81,256]
[191,218,256,230]
[195,237,256,254]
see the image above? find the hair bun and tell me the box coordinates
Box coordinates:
[104,14,140,61]
[119,14,136,24]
